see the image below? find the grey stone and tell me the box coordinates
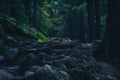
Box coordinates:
[0,69,14,79]
[0,55,4,62]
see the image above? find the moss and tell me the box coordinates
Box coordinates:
[0,14,48,42]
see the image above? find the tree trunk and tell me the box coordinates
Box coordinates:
[78,10,85,42]
[94,0,101,40]
[95,0,120,67]
[106,0,120,64]
[65,8,74,39]
[22,0,32,25]
[86,0,95,42]
[33,0,37,28]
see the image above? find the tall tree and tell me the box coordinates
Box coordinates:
[94,0,101,40]
[86,0,95,42]
[95,0,120,68]
[22,0,37,27]
[65,1,86,41]
[65,2,78,39]
[33,0,37,28]
[78,10,86,42]
[106,0,120,65]
[22,0,32,25]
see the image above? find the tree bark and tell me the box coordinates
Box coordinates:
[78,10,85,42]
[33,0,37,28]
[22,0,32,25]
[95,0,120,67]
[106,0,120,64]
[94,0,101,40]
[86,0,95,42]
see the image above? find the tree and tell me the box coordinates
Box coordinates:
[94,0,101,40]
[65,8,77,39]
[65,1,86,41]
[22,0,32,25]
[106,0,120,65]
[78,10,86,42]
[86,0,95,42]
[33,0,37,28]
[95,0,120,67]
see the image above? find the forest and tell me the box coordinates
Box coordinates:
[0,0,120,80]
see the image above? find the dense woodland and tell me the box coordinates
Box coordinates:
[0,0,120,80]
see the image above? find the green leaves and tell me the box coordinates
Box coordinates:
[0,14,48,42]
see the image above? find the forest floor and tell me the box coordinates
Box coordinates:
[0,38,120,80]
[0,15,119,80]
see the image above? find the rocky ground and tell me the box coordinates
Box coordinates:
[0,38,120,80]
[0,16,119,80]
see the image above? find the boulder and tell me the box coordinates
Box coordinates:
[0,69,14,79]
[35,64,70,80]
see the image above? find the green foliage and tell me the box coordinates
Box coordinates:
[0,0,107,39]
[0,14,48,42]
[37,0,70,37]
[72,3,86,10]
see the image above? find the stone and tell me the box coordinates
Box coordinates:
[0,55,4,62]
[35,64,70,80]
[0,69,14,79]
